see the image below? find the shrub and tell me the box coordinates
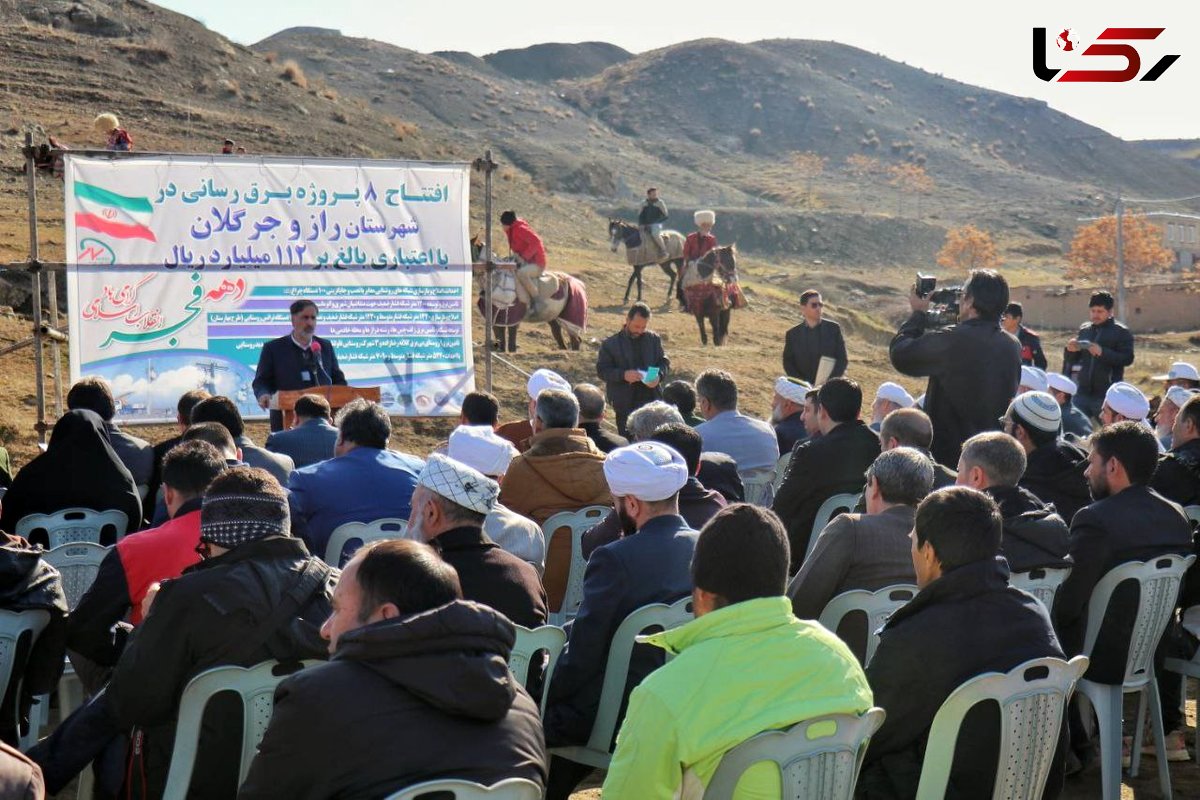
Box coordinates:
[281,60,308,89]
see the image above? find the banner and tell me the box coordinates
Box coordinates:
[64,154,474,423]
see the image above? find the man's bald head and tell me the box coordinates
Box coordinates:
[879,407,933,452]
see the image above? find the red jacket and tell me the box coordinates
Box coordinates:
[116,507,202,624]
[683,231,717,262]
[504,219,547,267]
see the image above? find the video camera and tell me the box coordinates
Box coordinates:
[915,273,963,328]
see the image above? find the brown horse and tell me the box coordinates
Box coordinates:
[679,245,744,346]
[608,219,685,304]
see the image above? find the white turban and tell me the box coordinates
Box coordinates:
[1153,361,1200,383]
[694,210,716,226]
[448,425,517,477]
[527,368,570,400]
[1046,372,1077,397]
[775,376,811,405]
[1164,386,1198,411]
[417,453,499,515]
[1019,366,1049,394]
[874,382,914,408]
[603,442,689,502]
[1104,382,1150,422]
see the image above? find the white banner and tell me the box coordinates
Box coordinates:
[64,154,474,423]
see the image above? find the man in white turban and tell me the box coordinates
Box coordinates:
[496,368,571,452]
[870,381,915,433]
[1100,382,1157,450]
[771,376,812,453]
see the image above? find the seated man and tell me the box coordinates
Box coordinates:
[265,394,338,468]
[67,377,154,493]
[771,376,811,455]
[1019,365,1049,395]
[497,368,571,452]
[1154,386,1196,453]
[147,389,210,507]
[788,447,932,625]
[432,390,503,456]
[1004,392,1092,524]
[573,383,628,454]
[408,454,547,628]
[544,443,698,800]
[662,379,706,427]
[628,401,743,503]
[861,487,1067,799]
[695,369,780,493]
[604,504,872,798]
[1151,392,1200,507]
[240,539,547,798]
[1046,372,1094,440]
[957,432,1070,573]
[869,381,915,433]
[878,407,957,489]
[192,395,294,484]
[288,399,424,561]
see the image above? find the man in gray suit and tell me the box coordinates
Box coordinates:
[266,394,339,468]
[191,395,294,485]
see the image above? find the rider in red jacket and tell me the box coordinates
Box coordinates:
[501,210,548,314]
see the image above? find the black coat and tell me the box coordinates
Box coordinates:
[433,526,547,629]
[698,452,744,504]
[1061,317,1135,398]
[985,485,1071,573]
[890,314,1022,467]
[774,413,809,455]
[772,421,880,573]
[782,320,848,385]
[595,328,669,420]
[251,335,347,430]
[1052,486,1194,682]
[1151,438,1200,507]
[238,601,547,800]
[1020,439,1092,525]
[106,536,335,800]
[860,558,1066,800]
[1017,325,1048,369]
[579,422,628,454]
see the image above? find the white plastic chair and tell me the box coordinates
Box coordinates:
[15,508,128,547]
[324,518,409,567]
[807,494,861,560]
[817,585,917,666]
[1010,567,1072,611]
[915,655,1089,800]
[772,451,792,492]
[741,469,776,508]
[1074,555,1195,800]
[550,596,695,769]
[1183,505,1200,526]
[162,660,320,800]
[703,707,886,800]
[542,505,608,626]
[0,609,50,750]
[42,542,109,611]
[510,624,566,714]
[383,778,542,800]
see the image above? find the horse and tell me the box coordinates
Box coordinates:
[679,244,745,346]
[607,219,685,305]
[472,236,588,352]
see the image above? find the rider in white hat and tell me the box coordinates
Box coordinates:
[681,210,719,309]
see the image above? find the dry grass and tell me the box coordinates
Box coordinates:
[280,59,307,89]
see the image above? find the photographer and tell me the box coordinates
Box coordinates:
[889,270,1022,467]
[1061,291,1134,420]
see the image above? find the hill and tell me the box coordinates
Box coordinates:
[1136,138,1200,170]
[483,41,631,82]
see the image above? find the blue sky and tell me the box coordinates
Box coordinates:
[154,0,1198,141]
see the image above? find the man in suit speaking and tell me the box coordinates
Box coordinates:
[253,299,346,431]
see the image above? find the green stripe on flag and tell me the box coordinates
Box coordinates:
[74,182,154,214]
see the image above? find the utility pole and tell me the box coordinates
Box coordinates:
[1114,190,1126,323]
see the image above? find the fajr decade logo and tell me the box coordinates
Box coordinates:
[1033,27,1180,82]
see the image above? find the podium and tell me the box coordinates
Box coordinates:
[271,386,381,429]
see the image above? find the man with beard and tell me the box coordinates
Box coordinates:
[869,382,914,433]
[1004,392,1092,525]
[253,299,347,432]
[770,377,811,455]
[1151,392,1200,507]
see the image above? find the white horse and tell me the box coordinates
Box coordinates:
[607,219,686,304]
[473,238,588,352]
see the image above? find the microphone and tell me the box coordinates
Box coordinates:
[310,340,331,385]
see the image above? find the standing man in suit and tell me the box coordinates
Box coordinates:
[597,303,670,437]
[783,290,848,385]
[253,299,346,432]
[265,394,339,468]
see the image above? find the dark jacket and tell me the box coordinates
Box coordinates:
[106,536,336,800]
[432,526,547,629]
[773,420,880,573]
[985,485,1071,573]
[251,335,347,430]
[581,478,726,559]
[146,434,184,516]
[1052,486,1193,683]
[1059,402,1095,440]
[596,328,670,420]
[105,424,154,491]
[545,514,698,746]
[782,320,848,385]
[890,314,1022,467]
[698,452,744,504]
[637,199,668,226]
[1061,317,1135,398]
[774,413,809,456]
[1020,439,1092,525]
[237,601,547,800]
[1151,438,1200,507]
[264,418,339,468]
[861,558,1065,800]
[579,421,628,455]
[1017,325,1048,369]
[0,537,68,745]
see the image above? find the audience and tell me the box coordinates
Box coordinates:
[956,432,1070,573]
[800,387,822,443]
[573,383,628,453]
[191,395,294,483]
[662,379,705,427]
[788,447,932,626]
[407,454,547,628]
[1155,386,1197,453]
[694,369,780,494]
[1004,392,1092,524]
[66,377,154,494]
[0,409,142,543]
[771,376,811,455]
[1019,365,1049,395]
[460,390,502,429]
[1153,361,1200,391]
[860,487,1066,799]
[604,504,872,798]
[1046,372,1093,439]
[869,382,914,433]
[1152,392,1200,506]
[265,393,338,468]
[1100,382,1153,432]
[238,540,546,798]
[878,408,957,489]
[773,378,881,572]
[498,369,571,452]
[628,402,743,504]
[288,399,423,562]
[146,388,210,506]
[544,442,698,800]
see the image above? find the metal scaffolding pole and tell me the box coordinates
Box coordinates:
[22,133,48,444]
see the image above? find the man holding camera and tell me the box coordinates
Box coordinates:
[1061,291,1135,420]
[889,270,1022,468]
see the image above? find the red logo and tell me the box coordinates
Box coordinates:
[1033,27,1180,82]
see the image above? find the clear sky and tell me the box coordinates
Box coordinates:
[155,0,1198,141]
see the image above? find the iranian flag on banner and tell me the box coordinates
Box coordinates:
[74,181,156,242]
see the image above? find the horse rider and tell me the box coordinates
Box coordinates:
[681,210,718,308]
[638,187,669,259]
[500,210,548,315]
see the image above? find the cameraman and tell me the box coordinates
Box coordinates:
[1061,291,1134,420]
[889,270,1022,467]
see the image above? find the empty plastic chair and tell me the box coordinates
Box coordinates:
[324,518,409,567]
[542,505,608,625]
[915,656,1088,800]
[818,585,918,666]
[550,596,695,769]
[162,660,319,800]
[703,708,886,800]
[510,624,566,714]
[1184,505,1200,526]
[1009,567,1072,611]
[1074,555,1195,800]
[0,609,51,750]
[43,542,109,611]
[808,494,861,560]
[15,508,128,547]
[383,777,543,800]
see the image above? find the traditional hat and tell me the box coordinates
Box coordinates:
[1152,362,1200,383]
[448,425,517,477]
[775,376,811,405]
[200,491,290,548]
[694,210,716,226]
[93,113,119,133]
[1164,386,1198,410]
[1104,382,1150,422]
[1046,372,1077,397]
[526,368,570,400]
[1008,391,1061,434]
[603,442,689,501]
[874,381,915,408]
[417,453,499,515]
[1019,366,1049,394]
